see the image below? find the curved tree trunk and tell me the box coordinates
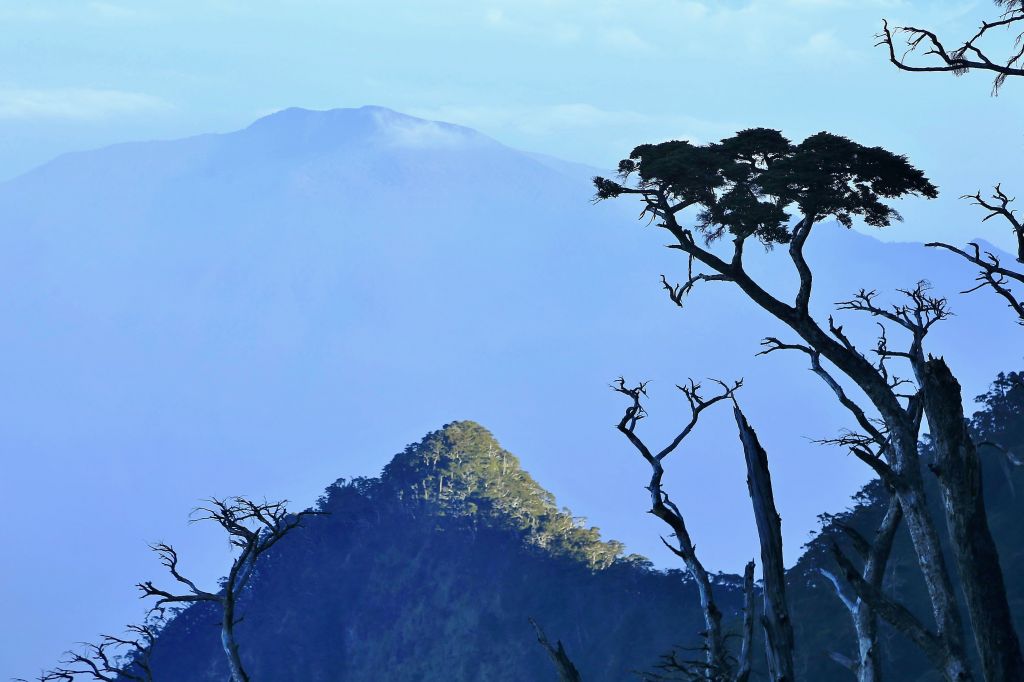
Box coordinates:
[221,594,250,682]
[919,357,1024,682]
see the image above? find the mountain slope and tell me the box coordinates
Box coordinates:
[140,422,743,682]
[107,385,1024,681]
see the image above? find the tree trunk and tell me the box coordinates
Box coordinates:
[734,560,756,682]
[853,495,902,682]
[735,406,795,682]
[648,462,729,678]
[919,357,1024,682]
[784,300,973,679]
[221,595,250,682]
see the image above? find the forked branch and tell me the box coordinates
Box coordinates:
[877,3,1024,94]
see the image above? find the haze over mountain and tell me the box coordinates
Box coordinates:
[1,106,1019,678]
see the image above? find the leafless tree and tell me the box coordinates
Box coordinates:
[15,615,164,682]
[843,286,1024,682]
[595,129,993,681]
[927,187,1024,326]
[613,377,749,680]
[137,497,321,682]
[872,5,1024,679]
[878,1,1024,94]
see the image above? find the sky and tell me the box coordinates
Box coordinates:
[2,0,1023,678]
[0,1,1022,250]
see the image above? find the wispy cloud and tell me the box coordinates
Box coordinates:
[0,88,170,121]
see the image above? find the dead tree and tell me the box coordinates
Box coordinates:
[926,188,1024,326]
[818,491,903,682]
[21,616,165,682]
[606,374,761,675]
[137,497,320,682]
[842,287,1024,681]
[734,406,794,682]
[529,618,583,682]
[877,1,1024,94]
[613,377,747,680]
[595,130,978,681]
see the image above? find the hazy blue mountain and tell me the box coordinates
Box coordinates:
[2,106,1019,679]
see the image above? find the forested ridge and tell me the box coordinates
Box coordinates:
[127,421,742,682]
[60,381,1023,681]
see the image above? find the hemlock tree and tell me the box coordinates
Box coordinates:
[137,497,320,682]
[593,128,1018,681]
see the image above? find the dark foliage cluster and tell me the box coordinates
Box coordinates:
[596,129,936,246]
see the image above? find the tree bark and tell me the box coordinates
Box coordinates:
[735,406,795,682]
[918,357,1024,682]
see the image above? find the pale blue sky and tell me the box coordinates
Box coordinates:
[0,0,1022,249]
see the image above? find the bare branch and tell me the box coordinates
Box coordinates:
[877,5,1024,94]
[612,376,742,677]
[927,241,1024,325]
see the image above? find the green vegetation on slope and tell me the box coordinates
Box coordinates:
[139,421,740,682]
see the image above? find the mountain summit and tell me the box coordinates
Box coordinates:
[143,422,725,682]
[381,421,624,568]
